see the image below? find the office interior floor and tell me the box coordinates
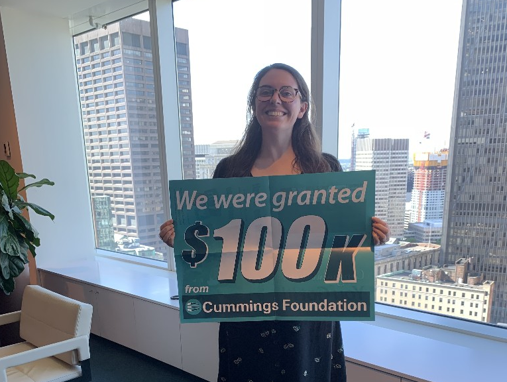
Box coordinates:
[89,334,206,382]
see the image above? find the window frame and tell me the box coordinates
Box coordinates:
[76,0,507,342]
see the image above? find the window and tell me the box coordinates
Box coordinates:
[123,32,141,48]
[80,42,89,55]
[111,32,120,47]
[73,12,167,262]
[90,39,99,53]
[143,36,151,50]
[68,0,507,334]
[100,35,110,50]
[173,0,311,180]
[176,42,187,55]
[340,0,505,328]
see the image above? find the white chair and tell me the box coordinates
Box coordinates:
[0,285,93,382]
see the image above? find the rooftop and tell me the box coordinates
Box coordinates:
[375,242,440,260]
[378,270,493,291]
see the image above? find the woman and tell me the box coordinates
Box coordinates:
[160,63,390,382]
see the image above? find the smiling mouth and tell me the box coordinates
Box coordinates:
[267,111,285,116]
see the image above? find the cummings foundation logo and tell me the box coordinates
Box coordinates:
[185,299,202,315]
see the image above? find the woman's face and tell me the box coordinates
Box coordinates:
[254,69,308,134]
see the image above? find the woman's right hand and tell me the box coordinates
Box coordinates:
[159,219,175,248]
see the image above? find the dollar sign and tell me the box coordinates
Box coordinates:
[182,221,210,268]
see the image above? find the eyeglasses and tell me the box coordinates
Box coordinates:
[255,86,300,103]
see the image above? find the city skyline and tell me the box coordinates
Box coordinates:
[172,0,463,160]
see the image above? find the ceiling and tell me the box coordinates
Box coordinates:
[0,0,147,34]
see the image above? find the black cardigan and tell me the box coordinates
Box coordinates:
[213,152,342,179]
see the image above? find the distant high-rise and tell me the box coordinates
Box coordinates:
[408,219,443,244]
[194,140,238,179]
[354,138,409,237]
[91,196,116,251]
[442,0,507,324]
[350,127,369,171]
[74,19,195,257]
[174,28,197,180]
[409,151,448,223]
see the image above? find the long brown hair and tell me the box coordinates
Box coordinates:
[218,63,333,177]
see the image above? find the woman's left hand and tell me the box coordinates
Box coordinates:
[372,217,390,246]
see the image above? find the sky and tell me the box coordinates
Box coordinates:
[171,0,463,159]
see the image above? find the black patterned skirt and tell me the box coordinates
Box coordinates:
[217,320,347,382]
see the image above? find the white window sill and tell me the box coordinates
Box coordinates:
[39,255,507,382]
[342,304,507,382]
[39,253,179,309]
[95,248,171,271]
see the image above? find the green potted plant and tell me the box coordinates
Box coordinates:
[0,160,54,295]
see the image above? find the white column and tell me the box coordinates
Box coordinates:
[149,0,181,269]
[311,0,341,157]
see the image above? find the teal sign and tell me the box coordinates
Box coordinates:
[170,171,375,323]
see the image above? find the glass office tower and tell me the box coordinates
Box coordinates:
[442,0,507,325]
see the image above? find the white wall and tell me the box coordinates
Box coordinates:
[0,6,96,267]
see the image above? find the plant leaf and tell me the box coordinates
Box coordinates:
[16,172,36,179]
[31,236,40,247]
[0,160,20,201]
[15,219,35,260]
[19,241,30,261]
[0,274,15,295]
[0,252,10,279]
[1,193,13,219]
[0,227,21,256]
[18,178,55,193]
[14,213,39,241]
[14,201,55,220]
[9,255,26,279]
[0,162,53,296]
[0,214,9,238]
[27,242,37,258]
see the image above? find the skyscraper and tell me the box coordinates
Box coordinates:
[350,127,370,171]
[74,19,195,258]
[442,0,507,324]
[409,151,448,223]
[354,138,409,237]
